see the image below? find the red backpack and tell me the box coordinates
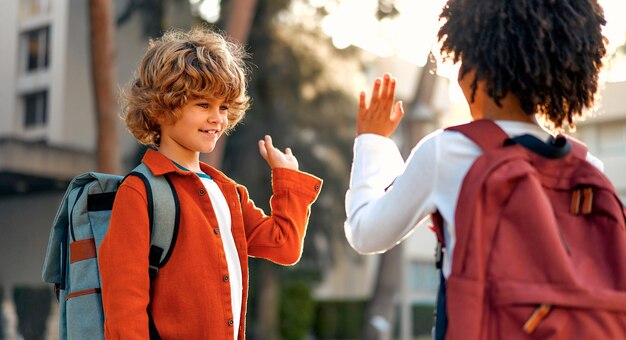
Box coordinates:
[433,120,626,339]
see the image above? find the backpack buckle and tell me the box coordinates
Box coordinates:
[148,265,159,279]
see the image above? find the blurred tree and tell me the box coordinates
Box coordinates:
[117,0,194,38]
[214,0,363,338]
[90,0,120,173]
[376,0,400,20]
[117,0,165,37]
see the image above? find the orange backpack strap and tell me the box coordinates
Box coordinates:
[430,211,445,246]
[430,211,446,274]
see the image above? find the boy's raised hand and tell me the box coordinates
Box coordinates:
[356,73,404,137]
[258,135,299,170]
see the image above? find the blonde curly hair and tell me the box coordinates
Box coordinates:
[123,27,250,146]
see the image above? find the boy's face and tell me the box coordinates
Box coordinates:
[159,96,229,155]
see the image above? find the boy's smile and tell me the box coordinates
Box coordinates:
[158,96,229,169]
[199,128,219,137]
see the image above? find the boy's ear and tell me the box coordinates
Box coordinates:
[155,109,179,126]
[155,113,168,126]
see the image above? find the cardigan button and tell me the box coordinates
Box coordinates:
[199,188,206,196]
[213,227,220,235]
[223,275,229,282]
[228,319,234,326]
[314,184,320,191]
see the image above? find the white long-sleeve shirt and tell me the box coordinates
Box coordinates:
[345,120,603,278]
[199,174,242,340]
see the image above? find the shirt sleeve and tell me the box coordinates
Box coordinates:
[585,152,605,172]
[345,132,440,254]
[240,168,322,265]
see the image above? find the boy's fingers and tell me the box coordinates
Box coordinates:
[358,91,367,116]
[264,135,274,149]
[392,101,405,122]
[381,78,397,115]
[370,78,382,107]
[258,140,269,160]
[285,147,293,156]
[381,74,391,98]
[388,78,397,102]
[263,135,277,156]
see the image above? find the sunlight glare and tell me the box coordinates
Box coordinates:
[191,0,626,82]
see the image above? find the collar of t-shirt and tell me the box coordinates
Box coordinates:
[171,161,212,180]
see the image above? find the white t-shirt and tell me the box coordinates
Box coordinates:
[197,172,243,340]
[345,120,603,278]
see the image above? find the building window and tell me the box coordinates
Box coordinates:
[23,27,50,73]
[598,123,625,155]
[23,91,48,128]
[408,260,438,295]
[20,0,51,19]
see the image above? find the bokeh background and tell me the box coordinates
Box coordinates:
[1,0,625,339]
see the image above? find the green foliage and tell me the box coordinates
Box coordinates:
[279,281,316,340]
[312,300,435,339]
[412,305,435,337]
[312,299,366,339]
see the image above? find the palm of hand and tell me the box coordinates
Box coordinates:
[356,74,404,137]
[258,135,299,170]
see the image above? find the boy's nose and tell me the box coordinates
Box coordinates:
[207,110,220,122]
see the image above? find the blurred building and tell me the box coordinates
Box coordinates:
[574,81,626,202]
[0,0,191,338]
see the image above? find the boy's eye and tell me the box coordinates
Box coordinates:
[197,103,209,109]
[219,105,229,111]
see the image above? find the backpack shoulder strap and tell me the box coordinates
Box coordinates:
[128,163,180,280]
[446,119,509,152]
[564,135,589,160]
[448,120,584,160]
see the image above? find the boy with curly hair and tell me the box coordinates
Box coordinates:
[99,27,322,339]
[345,0,619,338]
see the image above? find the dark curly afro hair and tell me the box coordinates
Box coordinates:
[438,0,607,130]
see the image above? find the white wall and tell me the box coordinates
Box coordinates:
[54,0,95,151]
[0,1,20,136]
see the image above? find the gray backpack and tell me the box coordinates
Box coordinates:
[42,163,180,340]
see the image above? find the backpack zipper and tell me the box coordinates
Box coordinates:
[562,186,595,255]
[523,304,552,334]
